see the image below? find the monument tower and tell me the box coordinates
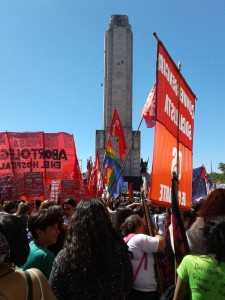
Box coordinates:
[96,15,140,177]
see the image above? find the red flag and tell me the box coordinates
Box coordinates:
[109,108,127,158]
[141,83,156,128]
[128,183,133,199]
[72,153,82,192]
[200,166,206,178]
[87,150,103,198]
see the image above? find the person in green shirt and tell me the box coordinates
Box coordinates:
[22,209,60,279]
[173,218,225,300]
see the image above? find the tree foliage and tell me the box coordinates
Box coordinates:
[209,162,225,183]
[218,162,225,174]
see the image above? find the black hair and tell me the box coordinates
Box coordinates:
[64,198,124,284]
[115,207,133,235]
[3,201,16,213]
[204,220,225,262]
[28,209,60,239]
[133,206,145,218]
[63,198,77,208]
[0,213,30,266]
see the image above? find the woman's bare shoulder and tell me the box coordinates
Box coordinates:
[25,268,57,300]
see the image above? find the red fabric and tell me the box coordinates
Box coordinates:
[128,183,133,199]
[0,131,78,200]
[150,122,192,210]
[200,166,206,178]
[87,150,103,198]
[141,83,156,128]
[156,42,196,151]
[109,108,127,158]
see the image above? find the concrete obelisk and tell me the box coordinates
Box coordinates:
[96,15,140,177]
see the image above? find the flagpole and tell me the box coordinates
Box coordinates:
[106,118,143,203]
[177,62,181,179]
[141,192,164,295]
[172,172,190,254]
[153,32,160,42]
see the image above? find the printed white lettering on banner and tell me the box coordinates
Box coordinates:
[164,94,192,140]
[158,53,194,120]
[158,53,178,96]
[159,183,186,206]
[180,87,194,119]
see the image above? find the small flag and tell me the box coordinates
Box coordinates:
[72,152,82,191]
[128,183,133,199]
[87,150,104,198]
[192,166,207,202]
[109,108,127,158]
[141,83,156,128]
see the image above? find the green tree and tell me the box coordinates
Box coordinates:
[218,162,225,174]
[209,172,225,183]
[209,162,225,183]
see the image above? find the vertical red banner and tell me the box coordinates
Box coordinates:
[150,122,192,209]
[150,41,196,209]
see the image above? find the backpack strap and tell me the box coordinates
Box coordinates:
[28,270,44,300]
[124,233,148,283]
[25,270,33,300]
[133,252,148,282]
[123,233,136,244]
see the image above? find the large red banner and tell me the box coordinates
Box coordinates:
[150,42,196,209]
[0,132,79,200]
[150,122,192,209]
[156,42,195,151]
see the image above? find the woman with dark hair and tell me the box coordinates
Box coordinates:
[187,188,225,253]
[49,198,133,300]
[62,198,77,226]
[173,219,225,300]
[15,201,30,229]
[0,212,56,299]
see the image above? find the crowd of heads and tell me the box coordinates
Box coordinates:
[1,187,225,299]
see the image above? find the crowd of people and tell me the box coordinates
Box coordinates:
[0,188,225,299]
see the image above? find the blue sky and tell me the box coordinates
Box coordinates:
[0,0,224,174]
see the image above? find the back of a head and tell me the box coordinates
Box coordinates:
[39,199,55,210]
[66,198,116,252]
[133,206,145,218]
[204,219,225,261]
[3,201,16,214]
[63,198,77,208]
[16,202,30,216]
[115,207,133,232]
[199,189,225,220]
[70,198,109,233]
[0,213,29,267]
[48,204,63,216]
[28,209,60,239]
[121,214,143,237]
[64,199,122,282]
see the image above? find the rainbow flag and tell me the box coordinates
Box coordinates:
[103,138,124,198]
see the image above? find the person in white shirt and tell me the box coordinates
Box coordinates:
[121,214,166,300]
